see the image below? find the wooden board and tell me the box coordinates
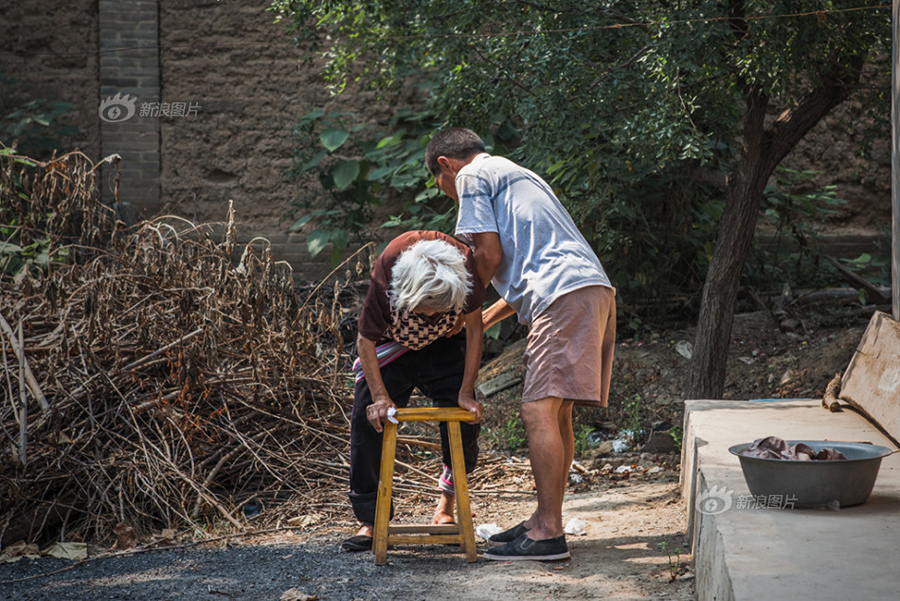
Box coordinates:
[476,371,523,397]
[840,311,900,442]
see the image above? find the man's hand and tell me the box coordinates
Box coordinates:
[366,397,397,433]
[457,392,484,423]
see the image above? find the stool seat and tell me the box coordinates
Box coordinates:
[373,407,479,564]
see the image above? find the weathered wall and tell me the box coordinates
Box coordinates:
[156,0,393,278]
[1,0,378,279]
[0,0,100,159]
[158,0,322,232]
[0,0,891,279]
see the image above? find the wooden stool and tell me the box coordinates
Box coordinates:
[373,407,478,565]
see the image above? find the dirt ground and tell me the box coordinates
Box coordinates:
[0,458,692,600]
[0,304,872,600]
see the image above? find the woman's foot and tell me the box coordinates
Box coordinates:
[432,491,456,524]
[340,524,374,552]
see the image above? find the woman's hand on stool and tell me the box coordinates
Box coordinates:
[366,397,397,432]
[457,393,483,423]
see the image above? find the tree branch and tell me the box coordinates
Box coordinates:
[764,54,866,173]
[727,0,749,43]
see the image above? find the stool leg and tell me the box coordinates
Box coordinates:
[447,421,477,562]
[374,421,398,565]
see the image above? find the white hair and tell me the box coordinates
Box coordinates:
[390,239,472,313]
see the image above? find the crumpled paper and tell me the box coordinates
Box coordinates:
[674,340,693,360]
[478,520,588,539]
[475,523,503,541]
[564,518,587,536]
[286,514,321,528]
[386,407,399,425]
[611,440,630,453]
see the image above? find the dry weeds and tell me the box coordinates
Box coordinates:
[0,150,397,547]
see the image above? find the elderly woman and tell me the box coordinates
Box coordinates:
[342,231,486,552]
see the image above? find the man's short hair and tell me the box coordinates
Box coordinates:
[425,128,486,176]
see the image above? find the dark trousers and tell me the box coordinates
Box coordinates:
[348,334,481,525]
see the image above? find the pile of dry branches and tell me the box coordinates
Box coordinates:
[0,150,382,546]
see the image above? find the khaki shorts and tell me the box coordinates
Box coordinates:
[522,285,616,407]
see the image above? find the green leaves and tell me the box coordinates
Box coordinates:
[320,128,351,152]
[0,225,60,276]
[306,229,331,256]
[1,98,78,157]
[299,150,326,174]
[331,160,359,190]
[302,227,353,258]
[277,0,889,306]
[287,106,450,264]
[288,213,313,232]
[0,240,23,254]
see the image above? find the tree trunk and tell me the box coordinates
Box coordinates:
[686,86,770,399]
[686,57,866,400]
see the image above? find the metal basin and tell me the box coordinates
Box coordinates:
[728,440,894,508]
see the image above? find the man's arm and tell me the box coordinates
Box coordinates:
[483,298,517,331]
[457,308,484,421]
[471,231,516,331]
[356,333,396,433]
[471,231,503,288]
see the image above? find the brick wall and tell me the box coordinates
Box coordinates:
[98,0,161,213]
[0,0,378,281]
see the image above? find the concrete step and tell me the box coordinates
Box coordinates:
[681,399,900,601]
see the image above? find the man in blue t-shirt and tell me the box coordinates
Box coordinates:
[426,128,616,561]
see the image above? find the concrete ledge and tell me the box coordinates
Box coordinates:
[681,399,900,601]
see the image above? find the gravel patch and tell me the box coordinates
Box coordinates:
[0,539,473,600]
[0,479,694,600]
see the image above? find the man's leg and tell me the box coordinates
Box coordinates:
[520,395,571,541]
[557,399,575,495]
[483,394,572,561]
